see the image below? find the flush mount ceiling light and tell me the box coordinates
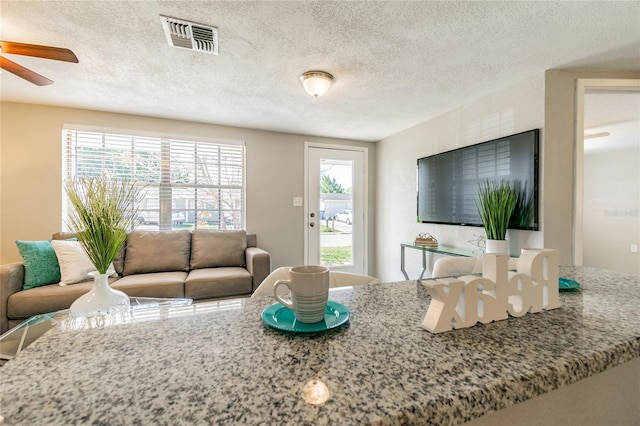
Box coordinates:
[300,71,334,98]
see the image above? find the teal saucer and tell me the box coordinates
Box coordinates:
[559,277,580,291]
[261,300,350,333]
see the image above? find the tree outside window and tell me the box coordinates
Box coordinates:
[62,129,245,232]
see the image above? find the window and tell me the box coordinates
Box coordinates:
[62,128,245,231]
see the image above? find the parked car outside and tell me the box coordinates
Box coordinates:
[334,209,352,224]
[137,211,186,225]
[197,211,235,226]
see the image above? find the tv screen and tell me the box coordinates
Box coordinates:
[417,129,539,230]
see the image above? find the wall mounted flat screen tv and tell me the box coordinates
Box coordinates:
[417,129,539,230]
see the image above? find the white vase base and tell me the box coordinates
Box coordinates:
[69,272,130,318]
[485,239,508,254]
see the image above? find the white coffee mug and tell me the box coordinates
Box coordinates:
[273,265,330,323]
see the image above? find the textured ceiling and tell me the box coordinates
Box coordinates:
[1,1,639,142]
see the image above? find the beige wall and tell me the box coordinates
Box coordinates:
[543,69,640,265]
[0,102,376,273]
[376,75,545,282]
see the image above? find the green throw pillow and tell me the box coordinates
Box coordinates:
[15,240,61,290]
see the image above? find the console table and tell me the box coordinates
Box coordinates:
[1,266,638,425]
[400,243,475,279]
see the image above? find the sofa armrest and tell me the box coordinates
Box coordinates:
[0,262,25,334]
[245,247,271,292]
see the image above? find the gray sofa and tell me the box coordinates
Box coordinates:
[0,229,271,333]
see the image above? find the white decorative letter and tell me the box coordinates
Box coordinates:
[517,249,560,311]
[421,278,466,333]
[507,274,534,316]
[464,278,497,324]
[480,254,510,321]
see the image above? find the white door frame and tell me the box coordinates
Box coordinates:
[574,78,640,265]
[304,142,369,273]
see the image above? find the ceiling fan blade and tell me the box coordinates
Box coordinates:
[0,41,78,63]
[0,56,53,86]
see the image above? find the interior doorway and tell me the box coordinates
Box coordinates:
[575,79,640,275]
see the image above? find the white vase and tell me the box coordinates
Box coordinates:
[70,271,130,317]
[485,239,508,254]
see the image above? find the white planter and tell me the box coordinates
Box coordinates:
[485,239,508,254]
[70,271,130,317]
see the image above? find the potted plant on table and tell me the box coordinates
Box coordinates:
[65,175,142,317]
[475,179,518,254]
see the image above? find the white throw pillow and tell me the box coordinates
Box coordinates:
[51,240,116,286]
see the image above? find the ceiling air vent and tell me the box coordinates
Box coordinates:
[160,15,218,55]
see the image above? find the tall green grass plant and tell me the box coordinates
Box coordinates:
[475,179,518,240]
[65,176,142,274]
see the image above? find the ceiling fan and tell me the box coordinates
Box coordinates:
[0,41,78,86]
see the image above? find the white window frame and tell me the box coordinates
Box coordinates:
[62,125,245,232]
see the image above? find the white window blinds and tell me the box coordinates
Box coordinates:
[62,129,245,231]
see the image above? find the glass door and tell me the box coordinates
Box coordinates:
[306,145,366,274]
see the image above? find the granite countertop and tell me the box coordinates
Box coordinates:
[1,266,639,425]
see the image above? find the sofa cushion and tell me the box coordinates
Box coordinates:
[190,230,247,269]
[111,272,186,299]
[52,232,125,276]
[7,278,117,320]
[185,268,252,299]
[112,246,126,276]
[15,240,61,290]
[51,240,117,285]
[123,231,191,275]
[52,232,77,241]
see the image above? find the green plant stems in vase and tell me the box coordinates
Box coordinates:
[65,175,143,317]
[475,179,518,253]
